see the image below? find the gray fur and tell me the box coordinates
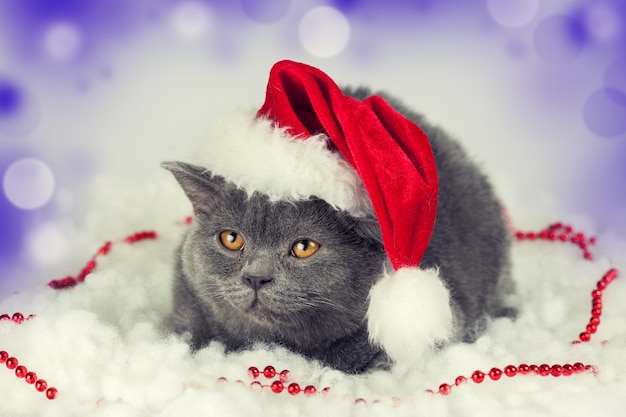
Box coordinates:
[162,88,515,374]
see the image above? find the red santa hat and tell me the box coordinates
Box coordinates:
[191,60,453,365]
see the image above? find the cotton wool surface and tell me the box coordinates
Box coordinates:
[1,173,625,417]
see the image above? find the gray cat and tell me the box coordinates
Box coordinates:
[162,87,515,374]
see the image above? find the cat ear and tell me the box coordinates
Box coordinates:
[161,161,228,212]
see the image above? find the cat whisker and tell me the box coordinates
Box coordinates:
[297,293,364,317]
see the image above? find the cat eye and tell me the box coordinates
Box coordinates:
[219,230,245,251]
[290,239,320,259]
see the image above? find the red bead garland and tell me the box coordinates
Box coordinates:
[574,268,619,343]
[0,349,57,400]
[0,312,36,323]
[48,230,158,289]
[514,222,596,260]
[239,366,327,399]
[431,362,594,396]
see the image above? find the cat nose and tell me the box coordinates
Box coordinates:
[243,275,274,290]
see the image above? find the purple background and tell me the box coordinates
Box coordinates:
[1,0,625,287]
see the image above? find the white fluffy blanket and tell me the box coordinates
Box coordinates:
[1,175,625,417]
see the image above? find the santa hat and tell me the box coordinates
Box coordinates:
[191,60,453,365]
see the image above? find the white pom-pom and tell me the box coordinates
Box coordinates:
[366,267,454,364]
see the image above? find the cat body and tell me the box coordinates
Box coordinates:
[163,87,514,374]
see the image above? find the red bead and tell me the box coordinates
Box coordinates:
[516,231,525,240]
[565,226,573,233]
[527,231,537,239]
[539,364,551,376]
[539,230,548,239]
[438,383,452,395]
[585,365,597,375]
[504,365,517,377]
[99,242,112,254]
[590,237,597,244]
[249,381,263,391]
[0,314,10,321]
[11,312,24,323]
[597,280,607,290]
[571,235,581,244]
[518,364,530,374]
[263,365,276,379]
[587,324,598,334]
[46,387,58,400]
[247,366,259,379]
[559,233,568,241]
[551,365,562,377]
[591,308,602,318]
[184,216,193,224]
[322,387,331,396]
[590,316,601,325]
[489,368,502,381]
[279,369,290,382]
[35,379,48,392]
[591,289,603,298]
[25,372,37,384]
[15,365,27,378]
[584,252,593,260]
[287,383,301,395]
[592,299,603,309]
[6,357,18,369]
[579,332,591,342]
[548,232,557,240]
[529,364,539,374]
[580,241,588,249]
[562,364,573,376]
[573,363,586,373]
[0,351,7,363]
[471,370,485,383]
[304,385,317,396]
[455,375,467,386]
[51,277,77,289]
[270,380,283,393]
[77,269,89,282]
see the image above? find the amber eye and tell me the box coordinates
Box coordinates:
[219,230,245,251]
[290,239,320,259]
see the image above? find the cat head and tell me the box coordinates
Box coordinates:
[163,161,387,348]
